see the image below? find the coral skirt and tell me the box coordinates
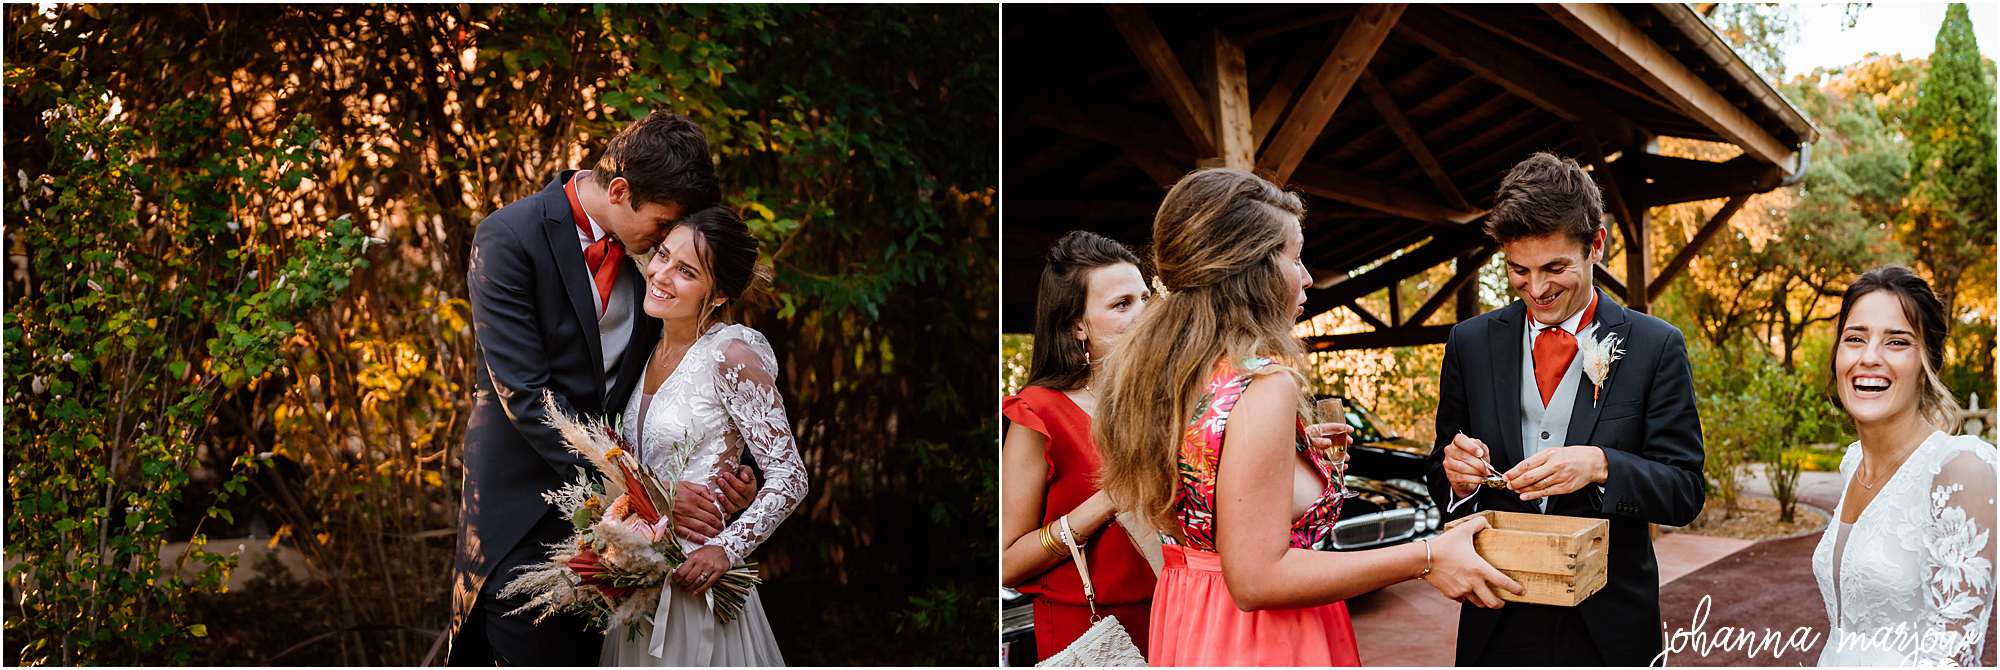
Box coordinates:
[1147,544,1361,667]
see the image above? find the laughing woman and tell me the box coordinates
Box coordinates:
[1812,266,1996,667]
[1001,230,1158,660]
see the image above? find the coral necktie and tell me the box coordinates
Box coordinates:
[564,175,621,315]
[1530,293,1598,407]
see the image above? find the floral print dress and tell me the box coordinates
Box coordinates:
[1148,357,1361,667]
[1172,357,1345,551]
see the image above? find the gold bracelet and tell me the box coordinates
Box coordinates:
[1039,523,1069,557]
[1418,539,1433,579]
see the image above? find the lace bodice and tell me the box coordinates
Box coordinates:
[619,323,808,566]
[1811,431,1996,666]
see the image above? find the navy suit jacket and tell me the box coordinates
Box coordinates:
[446,171,660,655]
[1425,289,1705,665]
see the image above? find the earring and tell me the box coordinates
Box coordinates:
[1085,348,1092,367]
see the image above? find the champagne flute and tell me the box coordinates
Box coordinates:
[1313,398,1359,499]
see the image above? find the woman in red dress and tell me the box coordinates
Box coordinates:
[1094,169,1521,666]
[1000,230,1158,660]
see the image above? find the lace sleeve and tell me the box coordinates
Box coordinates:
[1922,441,1996,666]
[705,332,808,566]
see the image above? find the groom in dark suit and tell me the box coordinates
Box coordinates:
[1425,153,1705,666]
[446,111,748,665]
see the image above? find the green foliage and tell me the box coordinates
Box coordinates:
[1704,3,1801,79]
[1782,445,1846,473]
[5,4,994,665]
[1904,3,1998,320]
[2,81,368,664]
[1685,338,1846,522]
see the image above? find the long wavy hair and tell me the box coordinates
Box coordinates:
[1023,230,1144,392]
[1829,265,1961,430]
[1094,168,1311,532]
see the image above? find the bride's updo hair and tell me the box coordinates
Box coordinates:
[669,205,774,328]
[1094,167,1311,532]
[1830,265,1960,429]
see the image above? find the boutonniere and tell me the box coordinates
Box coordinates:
[1577,327,1625,408]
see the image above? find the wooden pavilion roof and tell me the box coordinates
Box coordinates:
[1002,3,1816,349]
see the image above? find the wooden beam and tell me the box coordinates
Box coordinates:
[1202,31,1256,170]
[1434,4,1679,113]
[1395,9,1636,144]
[1649,193,1749,298]
[1346,299,1392,331]
[1435,106,1551,165]
[1250,35,1326,148]
[1577,127,1637,242]
[1257,3,1405,184]
[1236,6,1359,45]
[1007,199,1162,220]
[1454,123,1575,193]
[1124,148,1188,188]
[1303,230,1483,319]
[1626,154,1784,207]
[1338,67,1479,168]
[1542,4,1798,172]
[1359,70,1470,210]
[1291,163,1485,226]
[1106,5,1218,157]
[1303,324,1454,352]
[1027,98,1193,157]
[1310,223,1433,278]
[1367,79,1514,174]
[1027,98,1195,188]
[1408,244,1498,326]
[1594,262,1629,302]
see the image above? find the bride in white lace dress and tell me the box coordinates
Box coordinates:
[604,207,807,666]
[1812,267,1995,666]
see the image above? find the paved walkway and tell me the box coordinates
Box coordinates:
[1733,466,1844,511]
[1354,468,2000,668]
[1349,531,1752,666]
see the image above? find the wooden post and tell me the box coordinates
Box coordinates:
[1389,279,1403,327]
[1624,137,1654,313]
[1625,207,1650,312]
[1203,31,1256,171]
[1456,253,1480,321]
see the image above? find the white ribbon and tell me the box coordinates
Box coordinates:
[647,537,717,661]
[647,582,674,659]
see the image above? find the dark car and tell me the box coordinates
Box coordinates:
[998,397,1440,665]
[1320,395,1443,551]
[1000,586,1035,665]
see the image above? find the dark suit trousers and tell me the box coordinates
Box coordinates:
[1463,603,1608,666]
[450,511,603,666]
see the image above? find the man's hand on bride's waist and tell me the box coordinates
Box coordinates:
[672,467,760,542]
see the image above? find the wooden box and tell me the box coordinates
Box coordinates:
[1442,510,1608,607]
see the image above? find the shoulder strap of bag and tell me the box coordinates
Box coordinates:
[1056,516,1099,620]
